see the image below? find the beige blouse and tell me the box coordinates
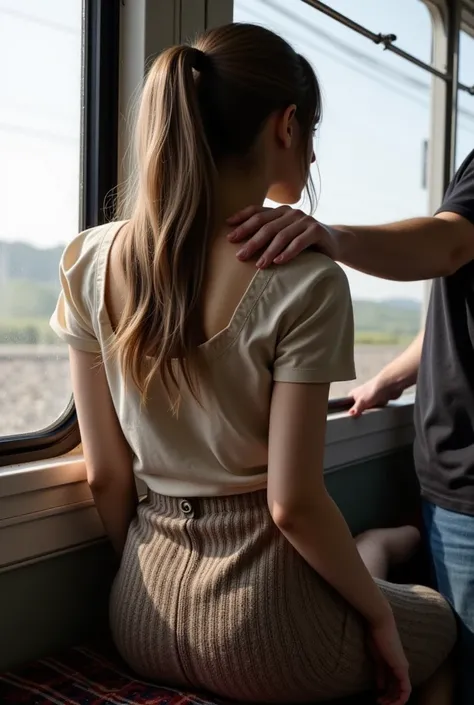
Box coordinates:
[50,221,355,497]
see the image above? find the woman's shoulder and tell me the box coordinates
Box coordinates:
[267,251,355,385]
[270,250,350,300]
[60,221,127,271]
[58,221,128,314]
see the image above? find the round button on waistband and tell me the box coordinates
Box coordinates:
[180,499,193,515]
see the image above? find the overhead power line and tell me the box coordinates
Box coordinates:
[0,7,79,35]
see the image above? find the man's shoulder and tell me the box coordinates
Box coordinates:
[436,149,474,223]
[447,149,474,192]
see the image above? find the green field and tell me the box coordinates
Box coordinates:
[354,331,414,345]
[352,298,420,345]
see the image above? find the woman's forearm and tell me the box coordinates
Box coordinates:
[330,216,472,281]
[91,481,138,557]
[276,494,392,626]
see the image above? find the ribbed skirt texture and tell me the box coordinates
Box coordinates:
[109,490,456,702]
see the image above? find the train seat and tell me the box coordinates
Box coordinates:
[0,639,382,705]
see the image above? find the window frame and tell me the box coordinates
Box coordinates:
[0,0,121,466]
[0,0,235,466]
[311,0,457,409]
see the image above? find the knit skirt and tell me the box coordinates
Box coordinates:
[109,490,456,702]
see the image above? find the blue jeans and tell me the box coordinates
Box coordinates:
[422,500,474,704]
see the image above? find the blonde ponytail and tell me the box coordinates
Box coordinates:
[113,46,216,408]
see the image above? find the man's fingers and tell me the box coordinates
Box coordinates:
[235,211,302,261]
[273,232,321,264]
[348,398,366,417]
[226,205,268,228]
[226,206,325,265]
[230,213,281,249]
[252,222,309,268]
[226,206,273,228]
[235,221,285,261]
[228,205,292,244]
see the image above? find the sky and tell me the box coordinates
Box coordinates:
[0,0,473,303]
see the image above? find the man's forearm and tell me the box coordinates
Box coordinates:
[330,216,473,281]
[376,329,424,395]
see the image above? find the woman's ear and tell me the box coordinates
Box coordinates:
[276,104,297,149]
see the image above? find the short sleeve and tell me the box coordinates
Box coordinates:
[436,149,474,225]
[49,229,102,353]
[273,258,355,384]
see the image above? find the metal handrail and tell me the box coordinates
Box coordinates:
[301,0,474,94]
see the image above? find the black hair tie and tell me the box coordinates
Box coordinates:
[191,48,210,73]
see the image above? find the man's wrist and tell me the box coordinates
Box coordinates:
[376,368,407,399]
[323,224,352,262]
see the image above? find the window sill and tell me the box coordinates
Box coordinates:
[0,399,415,570]
[325,394,415,471]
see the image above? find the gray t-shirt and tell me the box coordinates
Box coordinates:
[414,148,474,514]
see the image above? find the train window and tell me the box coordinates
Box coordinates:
[456,30,474,170]
[327,0,432,65]
[0,1,83,437]
[234,0,430,399]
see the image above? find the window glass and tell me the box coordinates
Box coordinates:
[456,31,474,171]
[234,0,430,398]
[0,0,82,435]
[327,0,432,65]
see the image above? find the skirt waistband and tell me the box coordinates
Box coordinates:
[146,488,267,519]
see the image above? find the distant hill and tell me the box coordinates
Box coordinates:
[381,298,420,311]
[0,240,63,284]
[0,241,61,322]
[0,240,422,345]
[353,298,421,344]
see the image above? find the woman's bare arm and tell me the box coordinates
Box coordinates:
[69,347,138,557]
[267,380,392,627]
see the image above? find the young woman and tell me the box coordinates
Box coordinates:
[50,23,456,705]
